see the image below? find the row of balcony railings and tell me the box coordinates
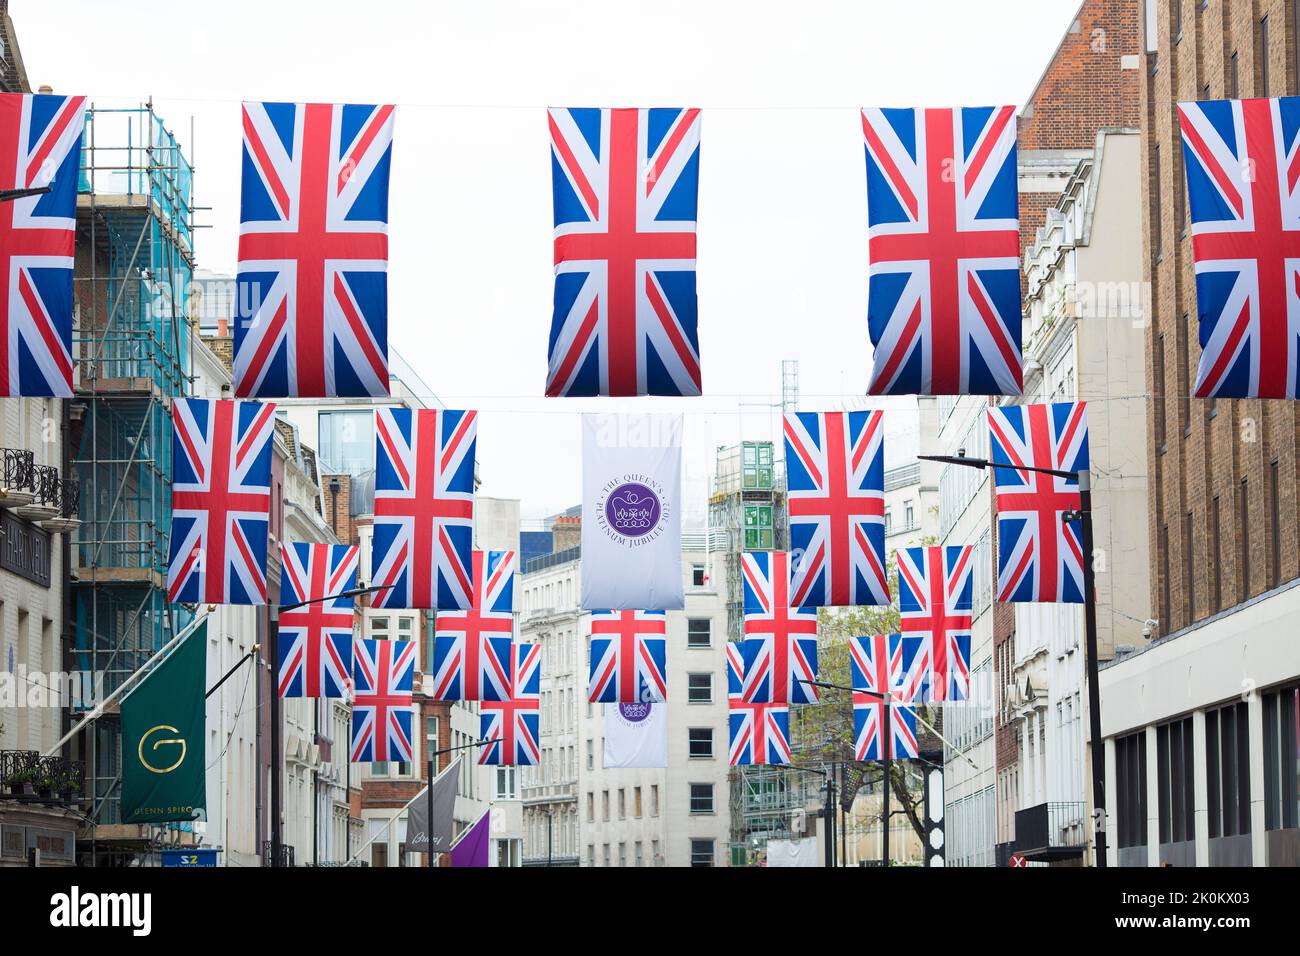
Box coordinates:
[0,448,80,533]
[0,750,85,808]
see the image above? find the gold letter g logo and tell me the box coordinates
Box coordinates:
[139,724,187,774]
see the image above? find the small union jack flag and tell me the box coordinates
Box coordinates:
[898,545,973,702]
[277,542,357,698]
[547,107,702,397]
[167,399,276,606]
[480,642,541,767]
[862,106,1022,396]
[430,550,515,702]
[1178,97,1300,398]
[0,93,85,397]
[988,401,1089,604]
[727,642,790,766]
[587,610,667,704]
[740,552,819,705]
[850,634,919,761]
[350,637,415,763]
[371,407,476,611]
[784,411,889,609]
[235,101,394,398]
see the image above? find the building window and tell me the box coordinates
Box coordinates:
[1211,496,1222,612]
[587,792,594,822]
[689,783,714,814]
[687,618,712,648]
[586,845,595,867]
[1152,145,1163,258]
[618,842,627,867]
[318,409,374,475]
[1154,334,1167,451]
[1115,731,1148,850]
[635,841,644,867]
[688,727,714,759]
[1260,16,1271,94]
[687,672,713,703]
[602,844,610,867]
[601,790,609,821]
[691,564,706,587]
[1230,50,1240,97]
[634,786,643,817]
[425,717,440,772]
[1262,684,1299,831]
[651,784,660,817]
[494,766,516,800]
[586,738,593,770]
[1206,701,1251,838]
[690,838,715,867]
[1268,459,1281,588]
[884,506,893,535]
[1240,478,1250,602]
[1156,716,1195,845]
[904,500,914,529]
[618,788,626,819]
[1179,313,1192,428]
[1159,524,1171,636]
[1184,511,1195,626]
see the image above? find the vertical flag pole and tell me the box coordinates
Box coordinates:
[426,756,435,869]
[823,767,834,868]
[882,695,891,868]
[269,603,282,868]
[1076,469,1107,868]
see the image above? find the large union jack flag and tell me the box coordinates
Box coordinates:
[740,552,819,705]
[235,101,394,398]
[587,610,667,703]
[988,401,1090,604]
[727,642,790,766]
[350,637,415,763]
[1178,97,1300,398]
[480,642,541,767]
[430,550,514,701]
[862,106,1022,397]
[371,407,476,610]
[546,107,701,397]
[167,399,276,606]
[277,542,357,698]
[0,93,85,397]
[784,411,889,608]
[849,634,919,760]
[898,545,973,702]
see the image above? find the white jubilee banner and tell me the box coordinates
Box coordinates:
[581,413,684,610]
[603,702,668,769]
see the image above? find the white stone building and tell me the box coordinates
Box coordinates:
[1002,128,1149,866]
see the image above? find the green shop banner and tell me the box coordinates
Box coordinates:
[120,620,207,824]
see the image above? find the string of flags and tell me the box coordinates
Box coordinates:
[10,85,1293,779]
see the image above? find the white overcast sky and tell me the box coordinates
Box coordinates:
[20,0,1085,524]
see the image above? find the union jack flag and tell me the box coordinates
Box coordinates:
[546,107,701,397]
[740,552,819,705]
[277,542,357,698]
[850,635,919,760]
[587,610,667,703]
[1178,97,1300,398]
[350,637,415,763]
[429,550,515,701]
[479,642,541,766]
[988,402,1089,604]
[784,411,888,608]
[167,399,276,606]
[898,545,973,702]
[234,101,394,398]
[727,642,790,766]
[371,407,476,610]
[0,93,85,397]
[862,106,1022,396]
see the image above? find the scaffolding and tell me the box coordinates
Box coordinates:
[69,103,195,841]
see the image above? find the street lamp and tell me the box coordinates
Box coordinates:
[918,450,1107,868]
[268,582,392,869]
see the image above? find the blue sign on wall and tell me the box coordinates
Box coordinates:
[161,849,218,867]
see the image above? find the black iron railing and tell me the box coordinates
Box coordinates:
[0,749,85,804]
[2,448,33,490]
[1014,801,1087,854]
[262,841,295,867]
[0,447,80,516]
